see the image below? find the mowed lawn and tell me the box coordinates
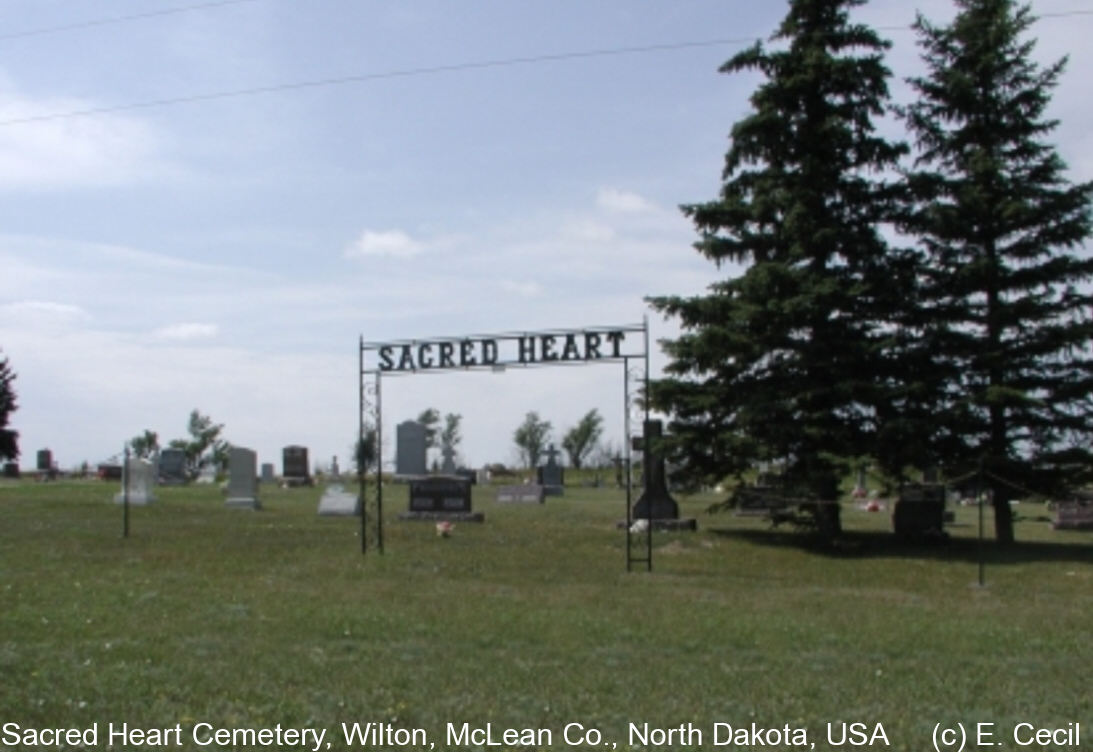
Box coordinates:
[0,479,1090,751]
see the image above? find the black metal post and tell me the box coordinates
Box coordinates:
[122,444,130,539]
[365,338,373,555]
[376,371,384,554]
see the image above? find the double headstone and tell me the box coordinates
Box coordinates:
[396,421,428,477]
[400,475,483,522]
[226,447,260,509]
[113,458,157,505]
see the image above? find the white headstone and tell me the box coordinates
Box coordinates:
[113,458,157,505]
[317,484,360,516]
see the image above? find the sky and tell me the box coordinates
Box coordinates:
[2,0,1092,473]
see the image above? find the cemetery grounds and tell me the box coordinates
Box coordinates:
[0,478,1090,751]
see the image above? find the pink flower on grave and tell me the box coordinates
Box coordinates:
[436,521,453,538]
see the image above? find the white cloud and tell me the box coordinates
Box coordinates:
[596,187,657,214]
[562,219,616,243]
[499,280,542,298]
[0,300,90,327]
[0,87,167,190]
[344,229,424,259]
[152,322,219,341]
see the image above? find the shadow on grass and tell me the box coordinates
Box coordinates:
[706,526,1093,565]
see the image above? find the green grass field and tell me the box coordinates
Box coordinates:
[1,479,1090,751]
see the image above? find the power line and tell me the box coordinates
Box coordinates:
[0,37,761,127]
[0,0,261,42]
[1,7,1091,128]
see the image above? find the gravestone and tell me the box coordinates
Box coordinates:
[3,462,20,479]
[113,458,157,505]
[225,447,261,509]
[282,445,311,486]
[98,464,122,481]
[631,420,696,530]
[36,448,57,480]
[400,475,483,522]
[536,444,564,496]
[317,483,360,516]
[396,421,428,477]
[330,455,341,480]
[260,463,276,484]
[893,483,947,539]
[496,484,545,504]
[158,447,188,485]
[1053,501,1093,530]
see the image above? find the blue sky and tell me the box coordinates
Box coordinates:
[2,0,1091,473]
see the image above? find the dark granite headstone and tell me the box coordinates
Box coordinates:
[396,421,428,477]
[893,483,946,539]
[630,420,696,530]
[98,464,122,481]
[36,449,52,472]
[536,443,564,496]
[282,445,310,485]
[409,475,472,513]
[2,462,19,479]
[158,447,188,485]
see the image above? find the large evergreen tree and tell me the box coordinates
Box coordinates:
[0,350,18,462]
[649,0,909,516]
[903,0,1093,543]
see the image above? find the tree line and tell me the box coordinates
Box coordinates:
[650,0,1093,543]
[409,407,609,471]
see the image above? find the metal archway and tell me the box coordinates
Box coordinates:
[358,319,652,570]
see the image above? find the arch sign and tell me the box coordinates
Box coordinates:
[362,324,645,374]
[358,321,652,571]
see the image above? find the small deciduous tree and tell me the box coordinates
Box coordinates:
[513,412,552,469]
[562,409,603,470]
[169,409,228,480]
[440,413,462,465]
[130,430,159,460]
[0,351,18,462]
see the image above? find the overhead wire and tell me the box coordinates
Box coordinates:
[0,0,261,42]
[0,37,761,127]
[0,6,1091,127]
